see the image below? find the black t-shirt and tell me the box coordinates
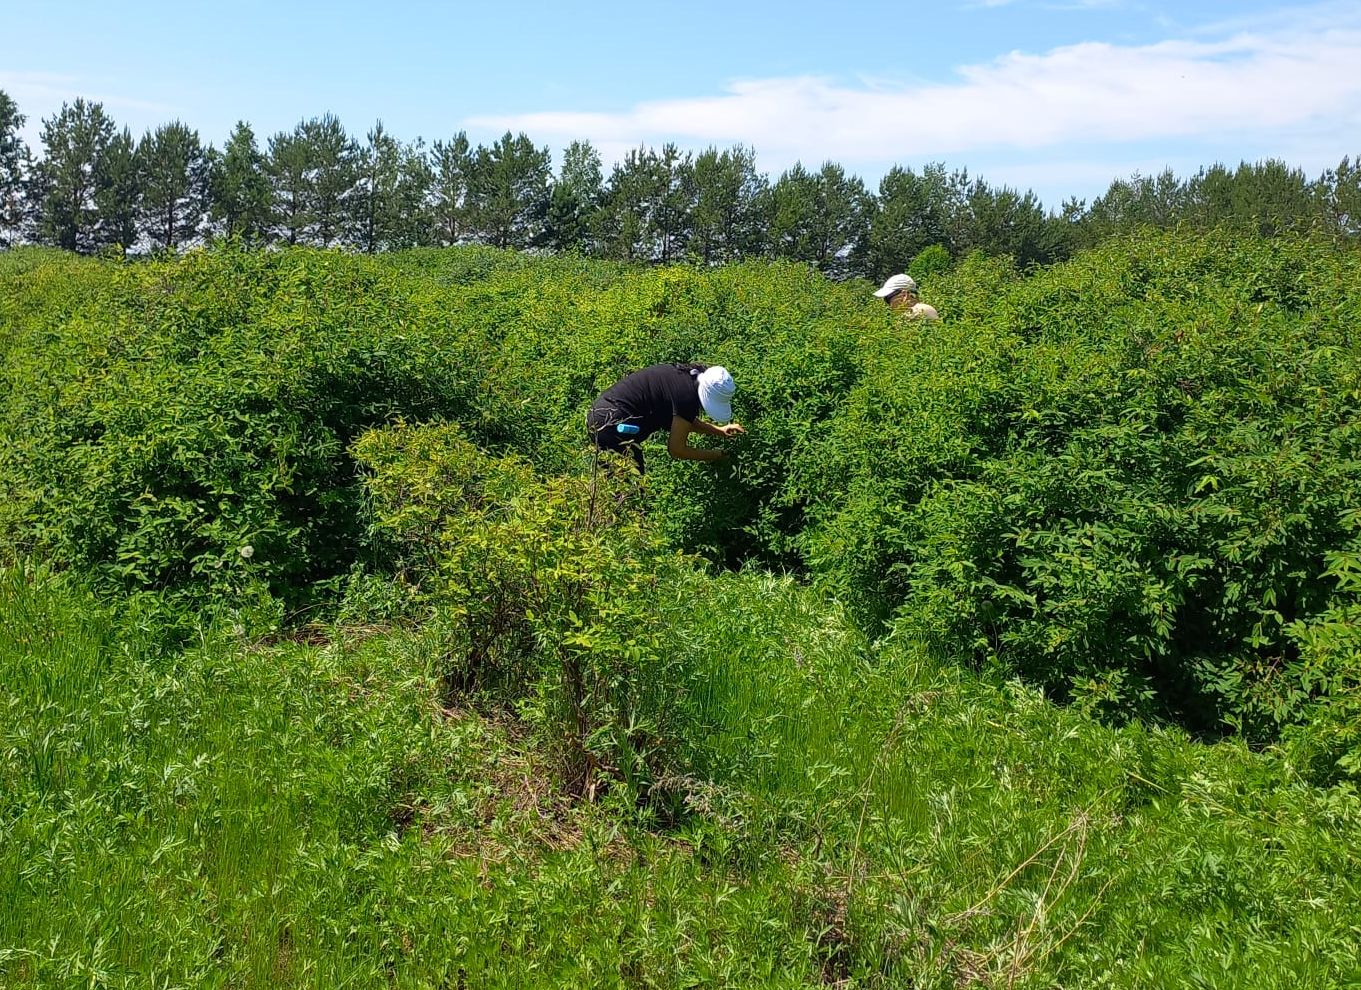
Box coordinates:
[595,363,706,441]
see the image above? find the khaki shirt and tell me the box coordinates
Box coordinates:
[890,295,940,321]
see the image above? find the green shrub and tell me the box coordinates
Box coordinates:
[0,247,491,607]
[791,231,1361,739]
[908,242,952,282]
[6,231,1361,745]
[355,421,709,806]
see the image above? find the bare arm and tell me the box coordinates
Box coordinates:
[690,418,746,439]
[667,416,742,461]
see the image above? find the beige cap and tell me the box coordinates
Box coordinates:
[873,273,918,297]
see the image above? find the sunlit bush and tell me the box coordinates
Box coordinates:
[356,422,708,804]
[5,231,1361,753]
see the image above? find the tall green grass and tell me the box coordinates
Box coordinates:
[0,566,825,988]
[683,574,1361,985]
[4,565,1358,987]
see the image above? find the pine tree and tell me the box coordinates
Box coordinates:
[689,145,765,265]
[391,138,434,249]
[95,127,140,252]
[356,121,401,253]
[1073,168,1187,249]
[865,165,957,276]
[0,89,30,246]
[137,120,208,251]
[598,144,694,263]
[599,146,661,261]
[263,116,359,246]
[467,132,551,249]
[299,114,358,247]
[1216,159,1314,237]
[765,162,818,263]
[430,133,472,246]
[812,162,871,279]
[34,99,115,252]
[652,143,694,264]
[265,127,310,245]
[544,139,602,253]
[1319,155,1361,240]
[765,161,869,278]
[208,121,271,245]
[961,179,1064,269]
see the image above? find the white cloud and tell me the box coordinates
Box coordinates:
[467,6,1361,185]
[1,70,179,145]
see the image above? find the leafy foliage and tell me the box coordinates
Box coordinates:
[792,232,1361,746]
[4,227,1361,984]
[355,422,708,805]
[0,247,485,608]
[4,229,1361,759]
[908,242,952,281]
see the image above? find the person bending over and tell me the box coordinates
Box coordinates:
[874,273,939,320]
[586,362,744,473]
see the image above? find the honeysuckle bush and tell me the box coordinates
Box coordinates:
[354,421,715,806]
[4,231,1361,762]
[0,246,497,609]
[0,244,884,614]
[785,233,1361,758]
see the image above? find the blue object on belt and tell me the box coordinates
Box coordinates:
[616,422,641,435]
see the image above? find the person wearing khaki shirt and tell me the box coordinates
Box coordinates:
[873,273,939,320]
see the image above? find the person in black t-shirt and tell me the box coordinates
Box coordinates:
[586,363,745,472]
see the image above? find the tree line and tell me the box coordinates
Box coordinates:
[1,90,1358,276]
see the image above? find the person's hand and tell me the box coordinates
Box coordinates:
[719,422,746,437]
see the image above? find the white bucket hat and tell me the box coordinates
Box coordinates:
[873,273,918,297]
[697,366,736,423]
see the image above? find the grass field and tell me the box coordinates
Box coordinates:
[4,564,1358,988]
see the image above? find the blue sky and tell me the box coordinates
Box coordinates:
[3,0,1359,209]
